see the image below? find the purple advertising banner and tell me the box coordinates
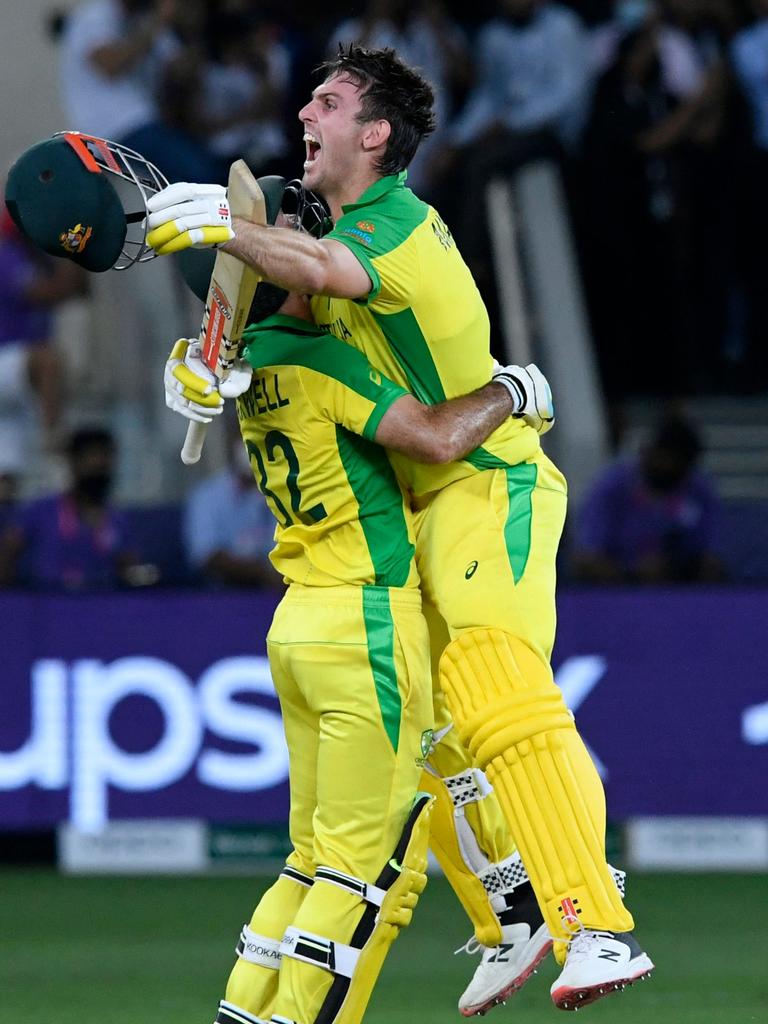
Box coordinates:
[2,588,767,830]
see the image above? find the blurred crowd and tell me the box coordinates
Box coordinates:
[2,0,767,590]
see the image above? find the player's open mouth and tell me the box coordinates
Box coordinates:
[303,131,321,167]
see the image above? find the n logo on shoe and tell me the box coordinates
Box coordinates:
[598,948,621,962]
[487,943,514,963]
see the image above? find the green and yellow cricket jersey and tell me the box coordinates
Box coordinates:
[237,312,419,589]
[311,172,541,497]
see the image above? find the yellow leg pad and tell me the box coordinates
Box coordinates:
[439,630,634,941]
[419,768,503,947]
[273,794,434,1024]
[225,867,313,1019]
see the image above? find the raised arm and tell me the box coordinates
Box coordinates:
[224,220,371,299]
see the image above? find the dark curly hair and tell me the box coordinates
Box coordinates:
[318,44,436,176]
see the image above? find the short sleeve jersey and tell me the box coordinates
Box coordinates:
[311,172,540,497]
[238,313,418,589]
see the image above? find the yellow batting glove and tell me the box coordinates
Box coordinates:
[164,339,224,423]
[146,182,234,255]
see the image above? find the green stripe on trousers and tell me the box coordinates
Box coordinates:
[362,586,402,752]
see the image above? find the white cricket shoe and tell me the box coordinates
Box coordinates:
[550,929,654,1011]
[457,920,553,1017]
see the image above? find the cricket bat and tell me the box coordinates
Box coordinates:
[180,160,265,465]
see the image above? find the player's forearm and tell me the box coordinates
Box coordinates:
[377,383,513,464]
[224,220,333,295]
[426,382,514,462]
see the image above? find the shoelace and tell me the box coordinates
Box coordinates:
[564,928,617,965]
[454,935,483,956]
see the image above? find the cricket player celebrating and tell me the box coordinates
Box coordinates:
[164,167,556,1024]
[146,44,654,1011]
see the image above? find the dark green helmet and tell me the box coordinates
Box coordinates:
[4,131,167,272]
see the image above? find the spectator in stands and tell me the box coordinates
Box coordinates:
[327,0,470,194]
[193,8,292,179]
[58,0,222,183]
[0,427,149,591]
[437,0,590,284]
[0,205,86,466]
[183,420,277,589]
[161,6,290,181]
[0,429,21,539]
[575,0,746,403]
[573,414,726,583]
[730,0,768,391]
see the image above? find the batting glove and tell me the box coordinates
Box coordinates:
[492,362,555,435]
[164,339,253,423]
[146,183,234,255]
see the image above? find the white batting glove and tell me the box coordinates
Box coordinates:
[492,361,555,435]
[164,339,253,423]
[146,183,234,255]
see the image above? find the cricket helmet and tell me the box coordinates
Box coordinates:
[4,131,167,272]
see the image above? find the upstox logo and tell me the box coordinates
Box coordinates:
[0,656,288,833]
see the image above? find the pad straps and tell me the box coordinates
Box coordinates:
[236,925,283,968]
[313,866,387,909]
[280,925,360,979]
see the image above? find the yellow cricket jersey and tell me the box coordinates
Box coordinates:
[237,313,419,589]
[311,172,541,498]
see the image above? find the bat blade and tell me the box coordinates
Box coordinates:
[181,160,265,464]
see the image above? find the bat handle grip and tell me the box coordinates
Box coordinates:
[181,420,208,465]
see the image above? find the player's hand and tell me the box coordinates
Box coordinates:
[164,339,253,423]
[146,183,234,255]
[492,361,555,435]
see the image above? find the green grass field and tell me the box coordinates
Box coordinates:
[2,870,766,1024]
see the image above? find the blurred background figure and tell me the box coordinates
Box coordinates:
[438,0,590,287]
[0,426,155,590]
[192,7,292,179]
[573,413,726,583]
[58,0,223,183]
[327,0,470,195]
[183,416,277,589]
[0,202,86,481]
[730,0,768,393]
[576,0,751,412]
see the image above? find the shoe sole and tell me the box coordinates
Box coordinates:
[459,936,554,1017]
[551,957,655,1012]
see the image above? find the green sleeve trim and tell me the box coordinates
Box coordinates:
[362,585,401,752]
[328,232,382,304]
[362,390,407,441]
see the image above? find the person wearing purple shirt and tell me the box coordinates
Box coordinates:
[0,208,86,466]
[574,415,726,583]
[0,427,140,591]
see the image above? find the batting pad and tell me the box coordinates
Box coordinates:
[225,865,314,1018]
[419,767,503,947]
[273,794,434,1024]
[439,629,634,940]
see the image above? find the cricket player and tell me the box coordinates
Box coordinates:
[165,200,555,1024]
[146,44,654,1011]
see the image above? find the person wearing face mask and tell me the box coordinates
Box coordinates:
[0,426,146,591]
[182,413,279,589]
[574,413,726,583]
